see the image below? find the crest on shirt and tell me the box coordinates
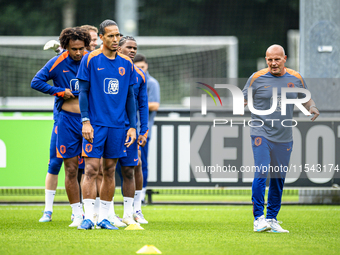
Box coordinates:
[60,145,66,154]
[287,82,295,88]
[85,144,92,153]
[254,137,262,146]
[70,79,79,91]
[104,78,119,94]
[119,67,125,76]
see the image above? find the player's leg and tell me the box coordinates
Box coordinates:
[78,125,106,230]
[64,156,84,227]
[121,165,136,225]
[134,149,148,224]
[96,157,118,230]
[116,160,124,195]
[107,160,126,227]
[117,130,139,225]
[140,137,149,202]
[78,157,101,230]
[56,110,84,227]
[78,156,85,204]
[265,140,292,233]
[251,136,272,232]
[39,123,63,222]
[93,159,103,224]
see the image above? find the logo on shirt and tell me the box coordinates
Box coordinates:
[254,137,262,146]
[70,79,79,91]
[60,145,66,154]
[85,144,93,153]
[63,70,70,73]
[287,82,295,88]
[78,156,83,165]
[97,68,104,71]
[104,78,119,94]
[119,67,125,76]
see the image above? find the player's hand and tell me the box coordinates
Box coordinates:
[309,106,320,121]
[82,121,94,143]
[125,128,136,148]
[137,135,147,147]
[63,89,75,100]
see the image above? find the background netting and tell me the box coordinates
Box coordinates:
[0,43,229,105]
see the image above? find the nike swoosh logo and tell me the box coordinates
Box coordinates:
[264,86,271,88]
[97,68,104,71]
[63,70,70,73]
[287,148,291,151]
[134,159,138,161]
[123,150,126,153]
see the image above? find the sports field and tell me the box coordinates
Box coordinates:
[0,204,339,255]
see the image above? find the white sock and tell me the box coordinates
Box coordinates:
[70,202,83,216]
[108,197,115,216]
[83,199,95,221]
[134,190,142,213]
[123,197,134,218]
[98,200,111,223]
[141,187,147,202]
[44,189,56,212]
[94,197,100,216]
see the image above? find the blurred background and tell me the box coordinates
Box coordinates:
[0,0,300,106]
[0,0,339,203]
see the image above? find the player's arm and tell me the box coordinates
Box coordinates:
[31,64,74,99]
[242,74,253,108]
[79,79,94,143]
[125,84,137,148]
[137,79,149,147]
[303,99,319,121]
[148,79,160,111]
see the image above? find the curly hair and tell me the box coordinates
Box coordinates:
[118,36,136,46]
[59,27,91,49]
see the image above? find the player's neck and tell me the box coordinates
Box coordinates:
[102,46,117,59]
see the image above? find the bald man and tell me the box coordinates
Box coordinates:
[242,44,319,233]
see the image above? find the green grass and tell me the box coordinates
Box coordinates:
[0,189,299,203]
[0,205,339,255]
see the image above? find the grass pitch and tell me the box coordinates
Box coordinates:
[0,205,339,255]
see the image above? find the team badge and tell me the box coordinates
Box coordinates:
[287,82,295,88]
[70,79,79,91]
[104,78,119,94]
[254,137,262,146]
[85,144,93,153]
[119,67,125,76]
[60,145,66,154]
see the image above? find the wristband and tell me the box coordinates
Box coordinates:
[82,117,90,123]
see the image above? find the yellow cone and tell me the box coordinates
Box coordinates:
[125,224,145,230]
[136,245,162,254]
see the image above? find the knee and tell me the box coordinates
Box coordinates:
[103,166,115,179]
[123,167,134,180]
[64,164,78,179]
[85,163,99,179]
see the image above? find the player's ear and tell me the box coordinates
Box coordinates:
[118,46,122,53]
